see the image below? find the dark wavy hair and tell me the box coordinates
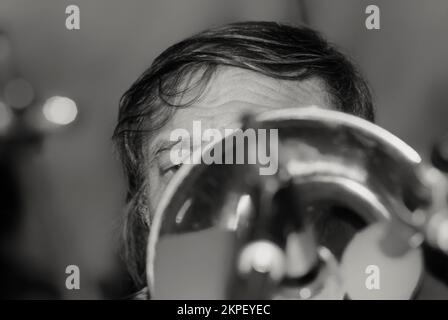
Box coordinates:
[112,21,374,290]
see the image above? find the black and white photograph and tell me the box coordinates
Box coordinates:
[1,0,448,305]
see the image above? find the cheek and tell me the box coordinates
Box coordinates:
[147,163,176,214]
[147,165,164,212]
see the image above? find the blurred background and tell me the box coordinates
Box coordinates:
[0,0,447,299]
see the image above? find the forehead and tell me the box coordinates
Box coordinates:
[151,67,333,149]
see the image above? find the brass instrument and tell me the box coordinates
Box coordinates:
[146,107,448,299]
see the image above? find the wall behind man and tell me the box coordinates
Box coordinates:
[0,0,446,299]
[307,0,448,153]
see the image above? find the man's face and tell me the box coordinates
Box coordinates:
[145,66,334,215]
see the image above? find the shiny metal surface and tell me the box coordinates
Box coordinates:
[147,107,448,299]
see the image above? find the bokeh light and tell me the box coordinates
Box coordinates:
[42,96,78,125]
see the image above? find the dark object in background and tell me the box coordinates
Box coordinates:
[432,133,448,173]
[0,116,43,239]
[0,120,60,299]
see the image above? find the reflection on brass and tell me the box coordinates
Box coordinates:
[147,107,448,300]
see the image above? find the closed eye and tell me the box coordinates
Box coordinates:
[159,163,182,183]
[161,163,182,175]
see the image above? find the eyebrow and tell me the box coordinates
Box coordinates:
[152,139,182,158]
[153,133,212,162]
[151,122,241,159]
